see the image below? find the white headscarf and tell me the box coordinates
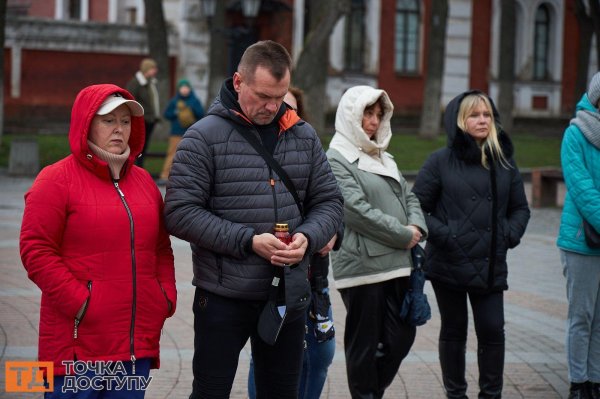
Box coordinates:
[329,85,400,182]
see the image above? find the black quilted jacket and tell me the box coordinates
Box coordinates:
[412,91,530,292]
[164,79,344,300]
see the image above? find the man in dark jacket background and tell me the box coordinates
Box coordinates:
[126,58,160,167]
[164,40,344,398]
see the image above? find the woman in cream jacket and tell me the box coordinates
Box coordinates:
[327,85,427,399]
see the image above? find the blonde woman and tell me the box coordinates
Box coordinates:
[412,91,530,399]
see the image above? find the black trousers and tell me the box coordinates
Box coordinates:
[432,282,505,398]
[339,277,416,399]
[190,287,306,399]
[431,282,504,345]
[135,120,155,167]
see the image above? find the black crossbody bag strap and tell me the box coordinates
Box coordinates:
[235,126,304,218]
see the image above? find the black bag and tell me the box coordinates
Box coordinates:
[399,244,432,327]
[257,265,311,345]
[583,219,600,248]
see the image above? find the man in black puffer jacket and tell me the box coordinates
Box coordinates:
[164,40,344,399]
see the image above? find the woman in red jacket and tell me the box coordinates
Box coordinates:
[20,83,177,398]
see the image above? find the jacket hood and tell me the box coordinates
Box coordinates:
[334,85,394,155]
[571,94,600,150]
[443,90,513,163]
[69,84,145,179]
[208,77,300,132]
[175,79,197,99]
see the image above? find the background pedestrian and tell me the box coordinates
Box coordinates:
[127,58,160,168]
[159,78,204,184]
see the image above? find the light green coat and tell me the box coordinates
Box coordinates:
[327,86,427,289]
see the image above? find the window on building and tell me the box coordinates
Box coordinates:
[7,0,30,16]
[345,0,365,72]
[395,0,420,73]
[126,7,137,24]
[68,0,81,20]
[533,4,550,80]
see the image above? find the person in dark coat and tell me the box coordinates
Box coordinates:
[164,41,344,399]
[412,90,530,399]
[247,86,339,399]
[126,58,160,168]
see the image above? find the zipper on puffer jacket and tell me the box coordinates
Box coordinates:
[487,161,498,289]
[113,180,138,374]
[73,281,92,339]
[269,168,279,222]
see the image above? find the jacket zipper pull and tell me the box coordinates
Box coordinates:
[114,181,125,198]
[270,178,275,187]
[131,354,136,375]
[73,319,80,339]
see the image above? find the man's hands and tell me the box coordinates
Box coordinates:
[252,232,309,267]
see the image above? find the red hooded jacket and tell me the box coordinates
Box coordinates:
[20,84,176,375]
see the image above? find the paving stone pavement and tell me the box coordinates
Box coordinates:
[0,174,570,398]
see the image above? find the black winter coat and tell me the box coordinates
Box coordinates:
[164,79,344,301]
[412,91,530,292]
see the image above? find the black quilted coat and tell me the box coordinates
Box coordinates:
[412,91,530,292]
[164,79,344,301]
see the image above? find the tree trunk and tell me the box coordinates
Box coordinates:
[143,0,170,113]
[293,0,350,134]
[0,0,6,146]
[574,0,593,105]
[589,0,600,67]
[418,0,448,139]
[207,1,227,104]
[497,0,516,133]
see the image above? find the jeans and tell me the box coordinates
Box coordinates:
[45,359,151,399]
[561,249,600,383]
[190,287,306,399]
[248,303,336,399]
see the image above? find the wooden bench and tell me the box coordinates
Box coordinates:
[531,167,563,208]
